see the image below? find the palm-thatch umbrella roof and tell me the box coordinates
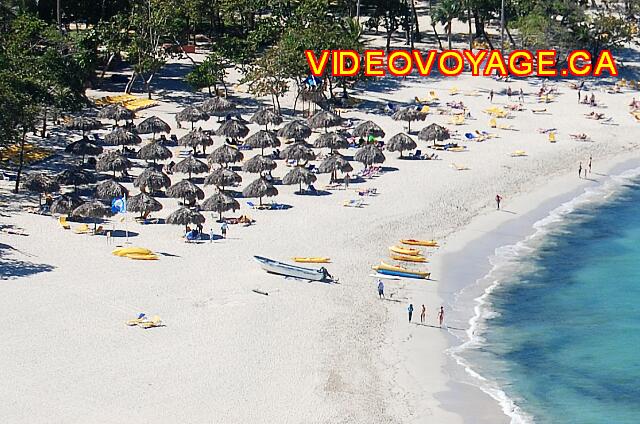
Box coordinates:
[242,177,278,206]
[314,131,348,151]
[167,207,205,231]
[386,133,417,157]
[307,110,343,132]
[204,168,242,189]
[72,200,113,229]
[96,150,132,177]
[208,144,244,167]
[65,116,102,134]
[242,154,277,174]
[127,192,163,217]
[166,179,205,203]
[178,128,212,152]
[250,107,283,129]
[50,194,83,215]
[176,105,209,129]
[23,173,60,206]
[65,139,103,163]
[56,167,97,190]
[283,166,317,193]
[392,107,426,132]
[104,127,141,148]
[215,119,249,139]
[97,104,134,124]
[244,130,280,155]
[133,167,171,193]
[280,142,316,164]
[95,179,128,200]
[354,144,386,167]
[277,120,311,141]
[137,116,171,137]
[138,141,172,163]
[173,155,209,179]
[201,190,240,220]
[418,123,450,142]
[318,154,353,174]
[201,96,236,114]
[353,120,386,138]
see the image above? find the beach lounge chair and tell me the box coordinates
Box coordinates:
[450,163,470,171]
[511,150,527,157]
[411,149,424,160]
[429,91,439,101]
[58,216,70,230]
[343,199,364,208]
[170,134,178,144]
[247,201,271,210]
[419,105,430,114]
[464,132,480,141]
[488,118,497,128]
[92,225,105,235]
[450,115,465,125]
[138,315,163,329]
[532,108,547,114]
[126,313,147,326]
[548,132,556,143]
[415,96,430,104]
[449,87,459,96]
[73,224,90,234]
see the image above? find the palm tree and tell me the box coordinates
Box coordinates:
[433,0,463,51]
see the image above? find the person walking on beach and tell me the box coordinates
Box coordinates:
[408,304,414,323]
[438,306,445,327]
[589,156,592,174]
[507,86,512,101]
[420,305,426,323]
[579,162,583,179]
[489,89,494,103]
[578,89,581,103]
[519,88,524,103]
[344,173,350,189]
[209,228,215,243]
[220,221,228,239]
[495,194,503,210]
[377,280,385,299]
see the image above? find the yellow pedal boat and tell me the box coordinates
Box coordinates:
[293,257,331,263]
[401,239,439,247]
[389,245,421,256]
[391,254,428,263]
[112,247,154,257]
[372,262,431,278]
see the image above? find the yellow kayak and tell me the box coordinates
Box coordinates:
[389,245,421,256]
[391,254,428,263]
[125,253,158,260]
[293,257,331,263]
[401,239,439,247]
[372,262,431,278]
[112,247,154,257]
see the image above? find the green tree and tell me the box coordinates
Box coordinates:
[186,52,228,96]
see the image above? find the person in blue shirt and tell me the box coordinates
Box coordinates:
[377,280,384,299]
[408,304,414,323]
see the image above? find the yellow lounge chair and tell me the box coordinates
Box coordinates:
[450,115,465,125]
[449,87,459,96]
[138,315,163,329]
[415,96,431,104]
[489,118,497,128]
[58,216,70,230]
[548,132,556,143]
[420,105,430,114]
[73,223,90,234]
[430,90,439,101]
[511,150,527,157]
[498,124,515,130]
[451,163,470,171]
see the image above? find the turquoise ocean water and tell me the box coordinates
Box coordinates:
[452,170,640,423]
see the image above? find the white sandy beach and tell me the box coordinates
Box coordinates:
[2,24,640,423]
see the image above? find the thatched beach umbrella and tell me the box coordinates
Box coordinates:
[97,104,133,125]
[65,139,103,164]
[201,190,240,221]
[167,179,205,204]
[353,120,385,138]
[277,120,311,141]
[216,119,249,140]
[104,127,141,151]
[392,107,426,133]
[96,150,132,178]
[95,179,128,200]
[57,167,97,192]
[386,133,417,158]
[72,200,113,230]
[318,154,353,183]
[244,130,280,155]
[167,207,205,232]
[137,116,170,139]
[127,192,163,218]
[354,144,386,167]
[174,156,209,180]
[281,142,316,165]
[283,166,317,194]
[23,173,60,205]
[314,131,348,151]
[418,123,450,143]
[242,155,277,174]
[204,168,242,191]
[201,96,236,115]
[250,107,283,130]
[133,167,171,193]
[178,128,213,155]
[176,105,209,130]
[138,141,172,164]
[242,177,278,206]
[307,110,343,132]
[208,144,244,167]
[50,194,83,215]
[65,116,101,135]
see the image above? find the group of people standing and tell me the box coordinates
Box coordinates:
[578,156,593,179]
[377,280,445,327]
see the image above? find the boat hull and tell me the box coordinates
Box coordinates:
[374,268,430,280]
[401,239,439,247]
[389,246,422,256]
[255,256,328,281]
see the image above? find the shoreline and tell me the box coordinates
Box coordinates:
[429,152,640,422]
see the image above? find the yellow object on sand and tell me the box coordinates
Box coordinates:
[489,117,497,128]
[112,247,154,257]
[389,245,422,256]
[451,163,470,171]
[73,223,90,234]
[420,105,430,114]
[450,115,465,125]
[293,257,331,263]
[511,150,527,157]
[548,132,556,143]
[58,216,70,230]
[401,239,439,247]
[391,254,428,263]
[448,147,466,152]
[373,262,431,278]
[0,142,54,166]
[449,87,459,95]
[138,315,162,328]
[125,253,159,260]
[430,90,439,100]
